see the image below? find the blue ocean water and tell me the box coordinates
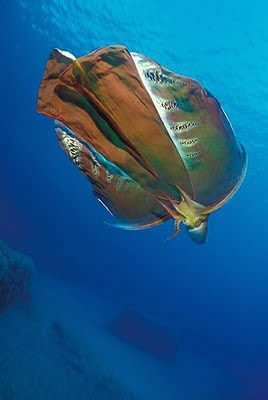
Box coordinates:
[1,0,268,399]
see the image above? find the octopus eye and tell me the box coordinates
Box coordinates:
[195,219,204,227]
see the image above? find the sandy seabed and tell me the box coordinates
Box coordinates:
[0,273,232,400]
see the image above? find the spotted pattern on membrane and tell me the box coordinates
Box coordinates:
[185,151,201,158]
[143,69,189,86]
[131,54,202,173]
[178,138,198,147]
[61,132,82,166]
[159,99,178,111]
[170,121,199,133]
[156,97,194,113]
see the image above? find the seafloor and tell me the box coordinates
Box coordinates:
[0,273,238,400]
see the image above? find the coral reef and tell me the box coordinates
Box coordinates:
[0,240,34,312]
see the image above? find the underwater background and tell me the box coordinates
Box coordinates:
[1,0,268,399]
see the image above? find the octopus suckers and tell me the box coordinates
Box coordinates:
[116,177,124,192]
[61,132,82,166]
[106,170,113,184]
[91,156,100,178]
[123,181,131,192]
